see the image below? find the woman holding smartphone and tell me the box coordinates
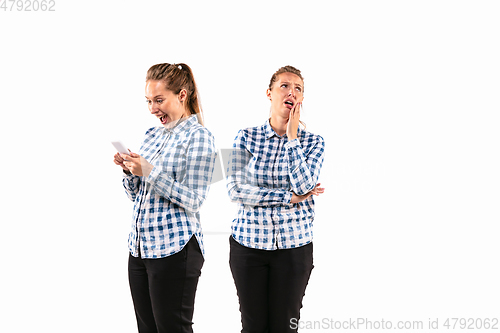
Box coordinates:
[227,65,325,333]
[113,63,216,333]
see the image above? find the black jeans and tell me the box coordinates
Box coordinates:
[128,237,204,333]
[229,236,314,333]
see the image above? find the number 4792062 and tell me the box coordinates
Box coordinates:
[1,0,56,11]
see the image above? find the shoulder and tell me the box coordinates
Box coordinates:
[299,129,325,150]
[241,123,266,136]
[187,122,214,140]
[234,123,266,143]
[300,128,324,144]
[185,123,215,151]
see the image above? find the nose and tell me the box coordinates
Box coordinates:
[149,101,159,113]
[288,89,295,98]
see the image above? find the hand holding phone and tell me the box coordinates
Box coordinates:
[112,141,132,173]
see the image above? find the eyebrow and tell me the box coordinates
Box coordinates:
[145,95,164,99]
[281,81,303,88]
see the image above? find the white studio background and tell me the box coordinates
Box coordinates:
[1,0,499,332]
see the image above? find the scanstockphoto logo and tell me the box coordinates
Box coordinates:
[211,148,255,185]
[290,317,500,331]
[150,148,253,186]
[289,318,425,331]
[210,148,239,185]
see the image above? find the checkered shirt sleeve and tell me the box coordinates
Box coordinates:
[226,129,293,206]
[226,120,325,250]
[122,115,216,259]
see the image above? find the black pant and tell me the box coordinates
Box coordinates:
[128,237,204,333]
[229,236,314,333]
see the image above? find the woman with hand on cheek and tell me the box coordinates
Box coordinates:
[226,65,326,333]
[113,63,216,333]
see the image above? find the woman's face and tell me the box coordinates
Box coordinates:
[267,72,304,119]
[145,80,187,126]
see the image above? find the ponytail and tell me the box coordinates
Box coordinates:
[146,63,204,126]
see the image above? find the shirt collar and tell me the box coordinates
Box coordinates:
[162,114,199,134]
[263,118,303,139]
[264,119,279,139]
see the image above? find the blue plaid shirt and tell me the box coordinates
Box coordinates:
[226,119,325,250]
[123,115,216,258]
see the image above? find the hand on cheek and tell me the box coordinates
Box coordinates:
[286,102,301,140]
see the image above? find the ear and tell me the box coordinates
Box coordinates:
[266,88,272,101]
[179,89,188,102]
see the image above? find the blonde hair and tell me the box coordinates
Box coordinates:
[146,63,204,126]
[268,65,304,92]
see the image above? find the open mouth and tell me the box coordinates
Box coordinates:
[159,115,168,125]
[284,100,294,109]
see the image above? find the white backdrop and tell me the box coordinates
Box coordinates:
[1,1,499,332]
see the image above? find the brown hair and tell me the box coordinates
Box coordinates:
[268,65,304,92]
[146,63,204,126]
